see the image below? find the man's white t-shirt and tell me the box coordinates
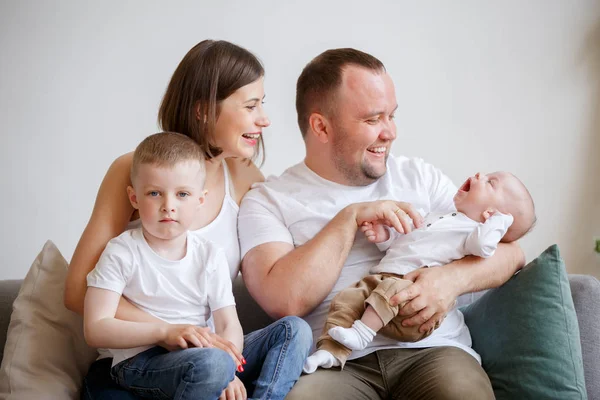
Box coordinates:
[238,155,479,362]
[87,227,235,366]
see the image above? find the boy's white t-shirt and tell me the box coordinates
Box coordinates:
[87,228,235,366]
[238,155,480,362]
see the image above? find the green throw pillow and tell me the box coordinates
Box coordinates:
[461,245,587,400]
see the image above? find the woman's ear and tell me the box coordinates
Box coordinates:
[308,113,330,144]
[127,186,139,210]
[195,102,207,123]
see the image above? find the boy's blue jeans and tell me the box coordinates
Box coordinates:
[82,316,312,400]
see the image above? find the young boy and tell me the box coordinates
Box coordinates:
[304,171,537,373]
[84,132,244,399]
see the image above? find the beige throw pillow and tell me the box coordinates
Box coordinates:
[0,240,98,399]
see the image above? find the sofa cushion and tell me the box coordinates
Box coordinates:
[0,241,98,399]
[462,245,587,399]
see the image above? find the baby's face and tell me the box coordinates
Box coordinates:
[454,171,520,221]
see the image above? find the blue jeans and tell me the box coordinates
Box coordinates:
[81,316,312,400]
[111,346,235,399]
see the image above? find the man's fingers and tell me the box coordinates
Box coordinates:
[384,209,405,234]
[398,296,427,317]
[390,284,420,306]
[401,203,424,228]
[419,312,445,333]
[402,306,435,327]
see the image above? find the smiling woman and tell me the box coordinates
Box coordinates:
[63,39,312,400]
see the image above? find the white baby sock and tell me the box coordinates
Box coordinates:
[303,350,341,374]
[329,320,376,351]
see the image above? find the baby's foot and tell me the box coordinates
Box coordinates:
[303,350,340,374]
[329,320,375,350]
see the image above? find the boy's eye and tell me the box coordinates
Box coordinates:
[246,106,256,111]
[178,192,189,198]
[149,191,159,197]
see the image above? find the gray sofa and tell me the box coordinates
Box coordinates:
[0,275,599,398]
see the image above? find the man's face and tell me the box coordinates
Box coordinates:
[327,66,398,186]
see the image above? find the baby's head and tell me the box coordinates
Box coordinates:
[127,132,206,241]
[454,171,536,242]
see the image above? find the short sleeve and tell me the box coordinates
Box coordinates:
[238,186,294,259]
[86,237,133,295]
[465,212,514,258]
[206,247,236,312]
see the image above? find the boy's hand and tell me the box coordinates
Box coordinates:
[160,325,245,368]
[219,376,247,400]
[361,221,390,243]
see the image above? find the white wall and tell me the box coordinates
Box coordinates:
[1,0,599,279]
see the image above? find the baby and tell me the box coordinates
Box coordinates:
[304,171,536,373]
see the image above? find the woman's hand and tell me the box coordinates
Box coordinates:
[351,200,423,235]
[219,376,247,400]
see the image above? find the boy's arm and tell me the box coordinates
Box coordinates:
[212,306,244,352]
[84,287,166,348]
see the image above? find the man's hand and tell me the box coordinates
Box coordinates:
[390,267,460,333]
[220,376,247,400]
[361,221,390,243]
[352,200,423,234]
[159,325,245,368]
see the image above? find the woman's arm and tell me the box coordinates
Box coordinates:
[64,153,163,324]
[212,306,244,353]
[83,287,166,348]
[226,158,264,205]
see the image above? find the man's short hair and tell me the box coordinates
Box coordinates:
[296,48,385,137]
[131,132,206,187]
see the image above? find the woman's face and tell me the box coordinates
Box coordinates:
[212,77,270,159]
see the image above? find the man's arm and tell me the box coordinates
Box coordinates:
[242,200,422,319]
[391,241,525,332]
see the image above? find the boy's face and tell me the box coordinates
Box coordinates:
[453,171,519,220]
[127,161,205,241]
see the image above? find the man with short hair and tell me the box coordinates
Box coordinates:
[239,48,523,399]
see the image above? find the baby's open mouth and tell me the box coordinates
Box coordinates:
[459,178,471,192]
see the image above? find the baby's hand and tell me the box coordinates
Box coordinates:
[361,221,391,243]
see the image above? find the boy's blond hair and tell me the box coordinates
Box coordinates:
[131,132,206,188]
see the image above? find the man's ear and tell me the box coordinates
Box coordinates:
[127,186,139,210]
[482,207,497,221]
[308,113,330,144]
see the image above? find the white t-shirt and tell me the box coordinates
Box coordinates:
[87,228,235,366]
[239,155,480,362]
[374,211,514,275]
